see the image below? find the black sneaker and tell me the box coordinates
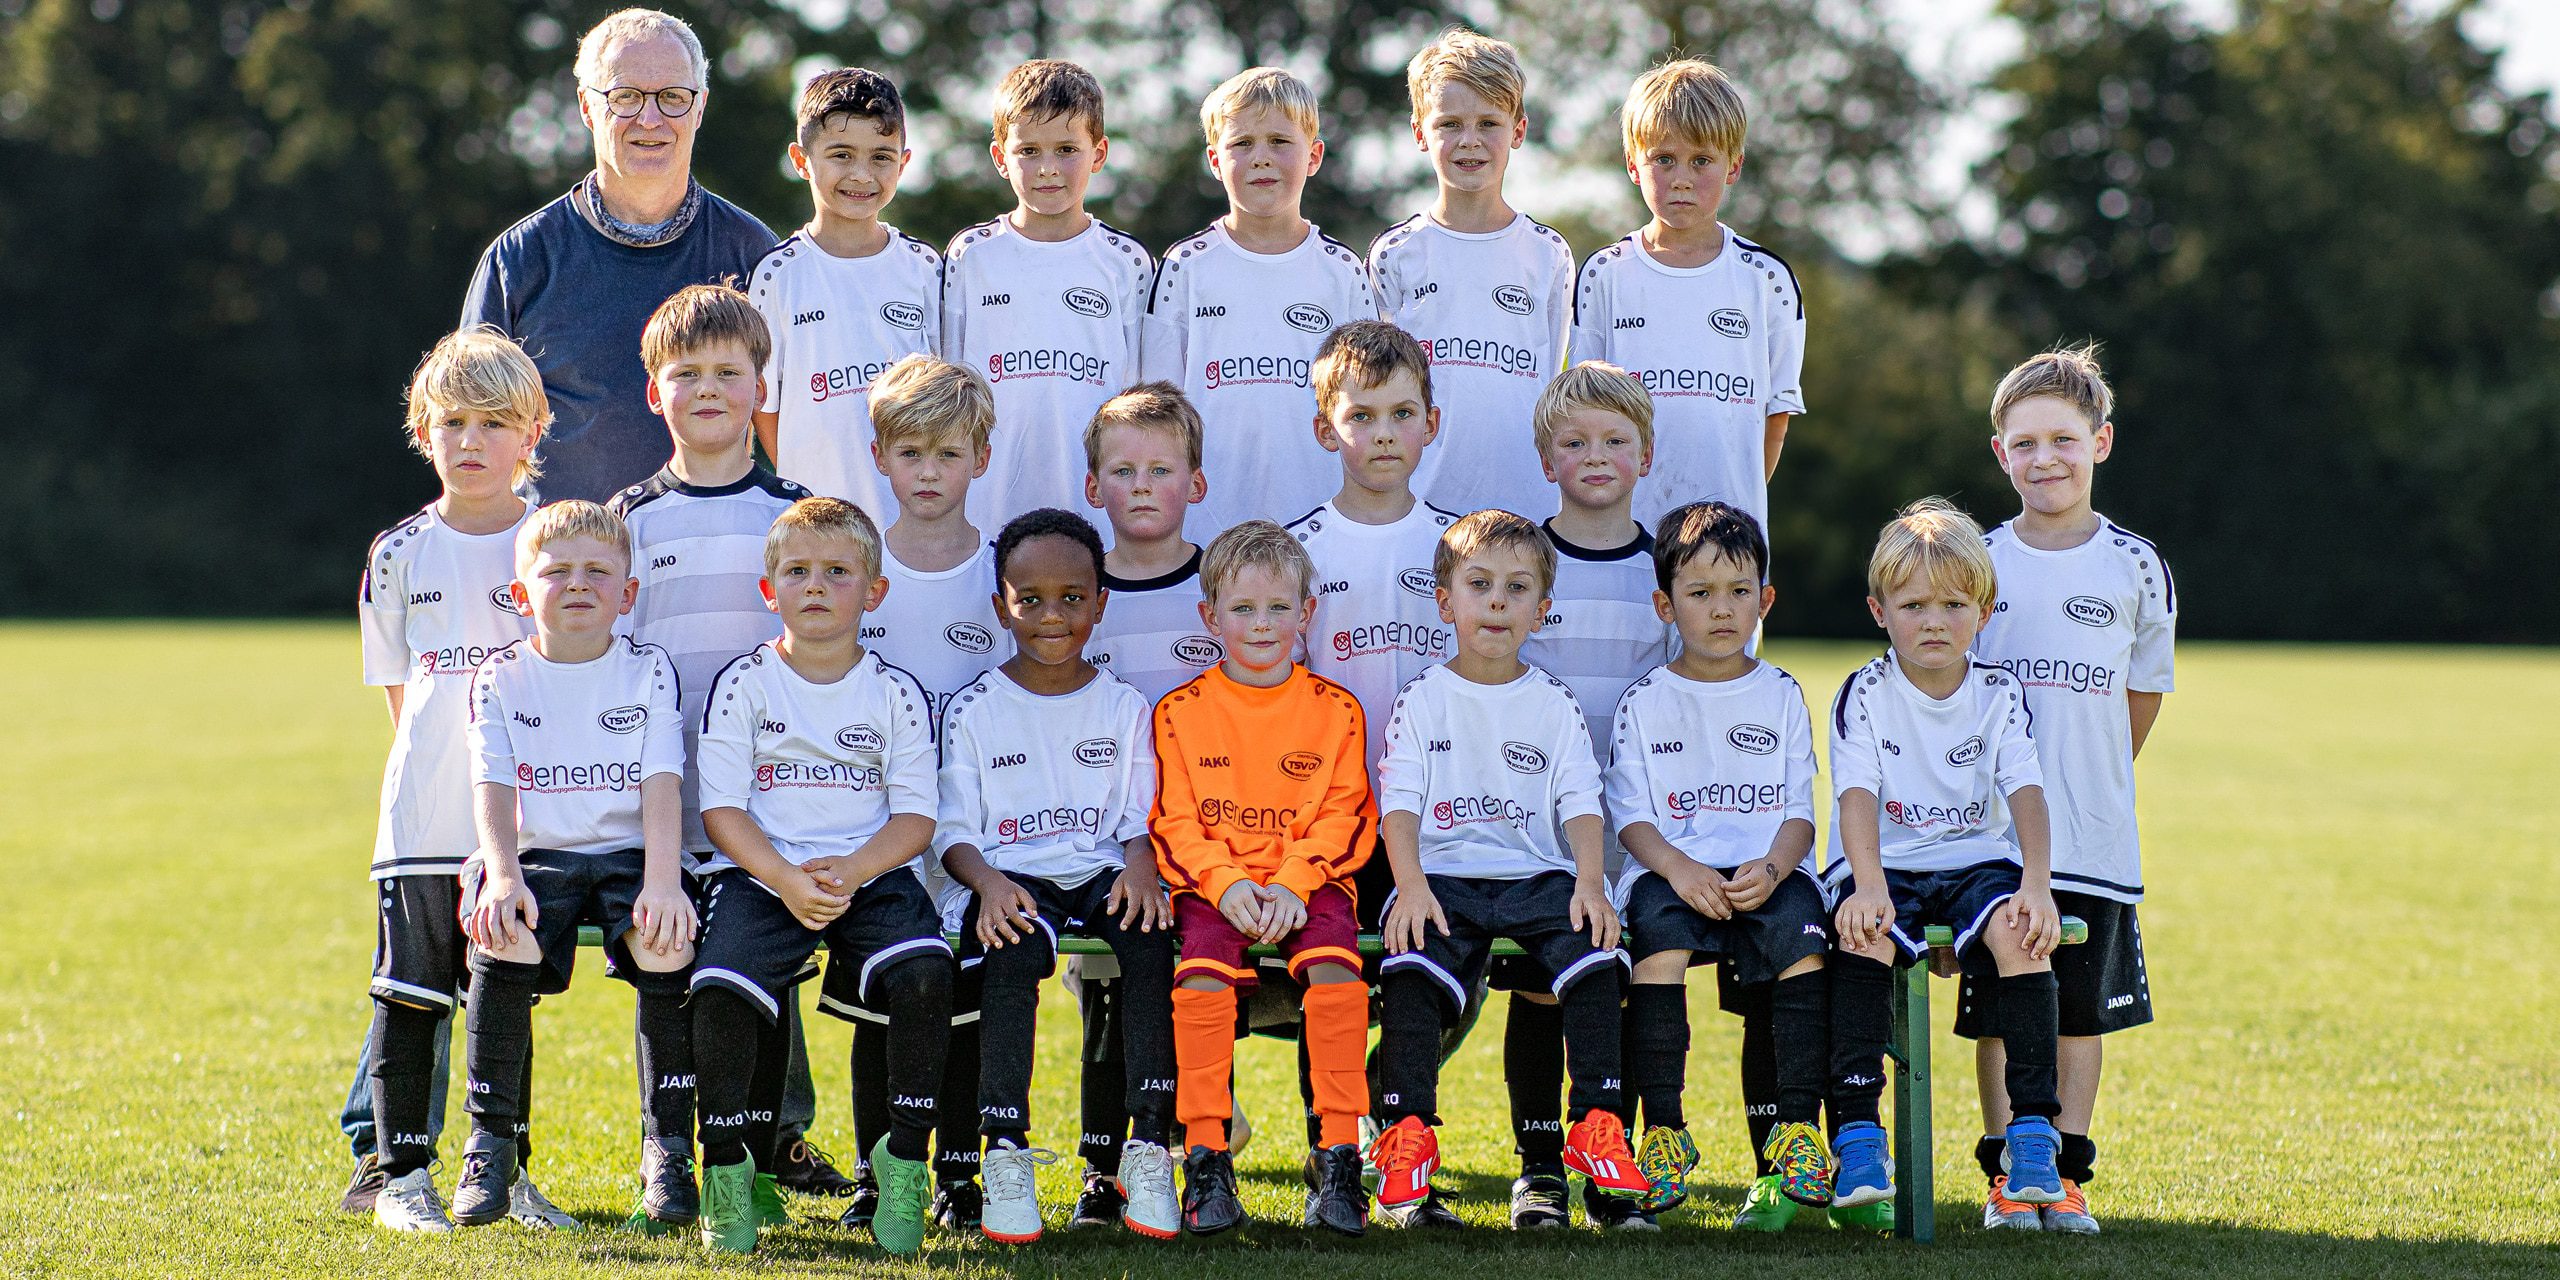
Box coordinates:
[1583,1179,1659,1231]
[451,1130,519,1226]
[1070,1167,1127,1229]
[339,1152,386,1215]
[1382,1188,1463,1229]
[1302,1144,1369,1237]
[1181,1147,1243,1236]
[774,1137,858,1196]
[638,1138,699,1226]
[1509,1172,1569,1229]
[837,1165,879,1233]
[931,1178,983,1232]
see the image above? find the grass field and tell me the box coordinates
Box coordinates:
[3,622,2555,1277]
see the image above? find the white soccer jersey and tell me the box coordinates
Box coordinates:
[695,643,938,888]
[1091,548,1223,704]
[1977,518,2177,902]
[749,228,942,524]
[941,217,1153,526]
[933,667,1156,889]
[1604,662,1817,898]
[361,502,538,878]
[1368,213,1574,517]
[468,637,685,857]
[613,466,810,857]
[1289,501,1459,772]
[1821,655,2043,883]
[862,541,1005,729]
[1145,223,1379,533]
[1379,664,1604,881]
[1523,523,1676,761]
[1570,227,1807,531]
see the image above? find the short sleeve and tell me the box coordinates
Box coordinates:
[749,267,787,413]
[1542,242,1573,371]
[883,668,939,818]
[360,553,408,687]
[1781,685,1818,826]
[1112,690,1157,846]
[1992,678,2043,795]
[1765,270,1807,417]
[918,250,948,358]
[1550,697,1605,825]
[1568,256,1611,367]
[1375,687,1430,819]
[1828,673,1881,797]
[1600,691,1657,838]
[1140,259,1187,386]
[468,662,515,787]
[639,649,686,782]
[936,241,967,364]
[1119,251,1153,383]
[460,245,511,333]
[695,658,759,812]
[2131,562,2177,693]
[929,696,987,858]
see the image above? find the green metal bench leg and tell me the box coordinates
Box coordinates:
[1890,959,1934,1243]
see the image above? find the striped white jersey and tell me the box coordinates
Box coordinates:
[1378,664,1605,881]
[748,226,942,526]
[1523,522,1675,763]
[468,637,685,857]
[1603,661,1817,896]
[1289,501,1460,774]
[933,667,1156,889]
[1090,547,1223,705]
[1822,655,2042,883]
[696,643,938,888]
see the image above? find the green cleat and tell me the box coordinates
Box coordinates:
[1828,1194,1894,1234]
[753,1172,790,1229]
[869,1135,933,1256]
[1732,1174,1798,1231]
[699,1159,759,1254]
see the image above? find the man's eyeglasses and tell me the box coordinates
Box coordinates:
[583,84,699,119]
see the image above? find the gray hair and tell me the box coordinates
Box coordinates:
[575,9,708,89]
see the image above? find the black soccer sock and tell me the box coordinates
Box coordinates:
[463,959,540,1132]
[1975,1134,2008,1183]
[511,1045,536,1164]
[1623,984,1688,1133]
[1559,970,1628,1119]
[1376,972,1446,1125]
[692,986,764,1167]
[744,997,790,1173]
[850,1019,890,1163]
[635,987,696,1149]
[1738,993,1780,1175]
[368,1001,444,1177]
[976,949,1042,1150]
[1827,954,1894,1127]
[876,955,954,1164]
[1995,971,2062,1120]
[1504,995,1567,1169]
[1078,978,1130,1166]
[2061,1132,2098,1184]
[937,1016,981,1183]
[1770,970,1830,1125]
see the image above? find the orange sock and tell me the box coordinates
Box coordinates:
[1172,985,1238,1151]
[1302,980,1370,1149]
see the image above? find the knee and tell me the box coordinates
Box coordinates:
[1777,954,1825,981]
[1177,975,1229,992]
[875,953,954,1008]
[1631,953,1688,984]
[627,938,694,974]
[1302,961,1360,986]
[1516,989,1561,1005]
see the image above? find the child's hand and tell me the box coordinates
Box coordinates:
[796,855,853,896]
[632,880,698,957]
[1217,880,1272,939]
[1835,885,1895,953]
[1664,859,1733,920]
[976,876,1042,948]
[463,867,538,952]
[1382,883,1448,954]
[1107,863,1173,933]
[2006,885,2062,961]
[1258,884,1308,944]
[1570,875,1622,951]
[778,866,851,931]
[1721,858,1781,913]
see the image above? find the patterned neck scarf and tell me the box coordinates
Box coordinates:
[572,171,704,248]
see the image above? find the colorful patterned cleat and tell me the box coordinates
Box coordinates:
[1829,1120,1894,1209]
[1367,1116,1440,1208]
[1633,1125,1699,1212]
[1732,1174,1798,1232]
[1764,1121,1836,1208]
[2000,1117,2065,1204]
[2041,1180,2099,1235]
[1562,1110,1648,1199]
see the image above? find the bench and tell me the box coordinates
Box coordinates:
[576,916,2084,1241]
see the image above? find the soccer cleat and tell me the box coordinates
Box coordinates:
[838,1163,878,1233]
[1117,1140,1180,1240]
[1828,1195,1894,1233]
[980,1144,1058,1243]
[2001,1117,2065,1204]
[1982,1176,2044,1230]
[2041,1180,2100,1235]
[1510,1172,1569,1229]
[752,1172,789,1228]
[634,1138,699,1228]
[1830,1120,1895,1209]
[932,1179,983,1233]
[451,1130,519,1227]
[1582,1178,1659,1231]
[1633,1124,1699,1212]
[1764,1120,1836,1208]
[773,1137,858,1197]
[1180,1146,1243,1236]
[1562,1110,1649,1199]
[1381,1188,1462,1229]
[341,1152,387,1215]
[1732,1174,1798,1232]
[1366,1115,1440,1207]
[1303,1143,1370,1237]
[1071,1166,1128,1230]
[698,1158,758,1254]
[508,1172,580,1230]
[372,1167,454,1233]
[869,1136,933,1256]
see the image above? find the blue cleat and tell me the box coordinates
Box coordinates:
[1830,1121,1895,1209]
[2000,1118,2065,1204]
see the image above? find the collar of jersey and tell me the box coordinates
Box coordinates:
[1103,546,1203,593]
[1542,519,1652,562]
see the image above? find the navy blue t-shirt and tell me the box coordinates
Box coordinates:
[461,189,776,502]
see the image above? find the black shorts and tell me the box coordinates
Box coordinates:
[1826,859,2023,965]
[955,870,1177,981]
[372,873,464,1011]
[462,848,673,995]
[1954,892,2152,1038]
[1624,868,1832,984]
[692,866,951,1022]
[1380,872,1627,1019]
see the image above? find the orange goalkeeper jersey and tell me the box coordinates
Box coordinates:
[1151,664,1376,907]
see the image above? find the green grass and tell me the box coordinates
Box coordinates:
[3,623,2555,1277]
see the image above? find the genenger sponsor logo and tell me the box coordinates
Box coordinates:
[1330,620,1448,661]
[1666,780,1787,819]
[1432,793,1532,832]
[1202,352,1310,391]
[1881,798,1987,831]
[1420,334,1539,378]
[1197,796,1298,829]
[1995,655,2119,694]
[518,759,640,793]
[811,356,902,402]
[756,760,885,792]
[986,348,1111,386]
[1633,365,1759,404]
[996,804,1108,844]
[420,644,508,676]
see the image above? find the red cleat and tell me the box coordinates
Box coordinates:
[1563,1110,1649,1199]
[1366,1116,1440,1207]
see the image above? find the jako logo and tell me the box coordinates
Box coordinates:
[1726,724,1779,756]
[1613,316,1645,329]
[1502,741,1549,774]
[1398,567,1437,597]
[598,705,647,734]
[408,591,443,605]
[1194,305,1226,318]
[1945,735,1986,768]
[837,724,885,754]
[1172,635,1223,666]
[792,309,825,325]
[879,301,925,331]
[1278,750,1322,780]
[1492,284,1534,315]
[1709,308,1749,338]
[1062,286,1111,318]
[1283,303,1331,333]
[2065,595,2117,627]
[945,622,995,654]
[1075,737,1118,768]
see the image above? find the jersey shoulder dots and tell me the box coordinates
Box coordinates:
[1728,232,1805,320]
[610,469,810,519]
[1829,655,1894,738]
[363,503,439,598]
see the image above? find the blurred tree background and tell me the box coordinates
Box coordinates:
[2,0,2553,638]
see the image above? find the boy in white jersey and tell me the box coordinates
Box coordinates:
[1369,510,1648,1225]
[354,328,547,1233]
[454,501,695,1230]
[1570,60,1805,532]
[689,497,955,1256]
[1822,498,2068,1219]
[943,60,1153,525]
[1500,361,1673,1229]
[939,510,1181,1243]
[1958,345,2174,1234]
[1606,502,1832,1219]
[750,68,941,523]
[1085,383,1222,704]
[1371,28,1573,517]
[1147,67,1380,532]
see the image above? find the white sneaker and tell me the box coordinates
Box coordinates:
[373,1167,454,1233]
[508,1172,580,1230]
[979,1144,1058,1243]
[1116,1140,1180,1239]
